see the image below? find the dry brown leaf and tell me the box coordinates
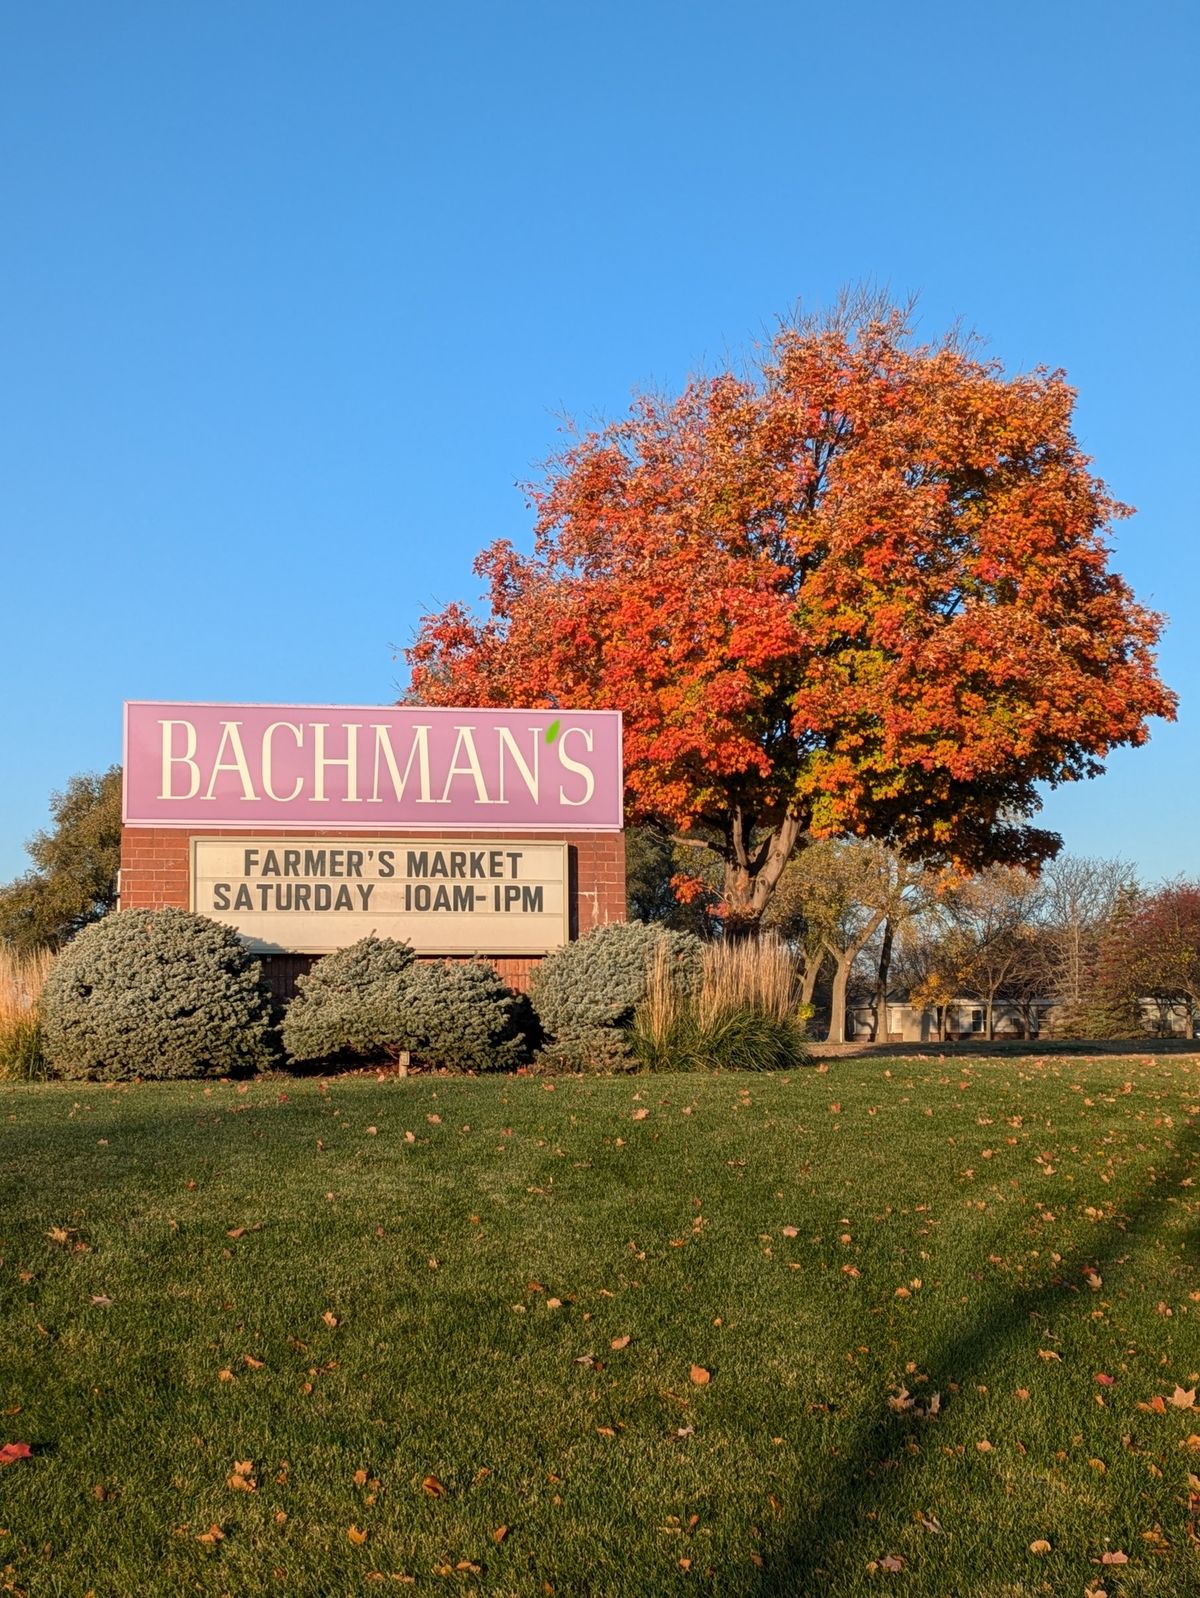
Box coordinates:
[353,1468,368,1487]
[632,1108,649,1121]
[596,1426,616,1437]
[781,1225,799,1237]
[322,1311,339,1328]
[610,1335,632,1350]
[348,1524,368,1544]
[1170,1386,1197,1410]
[196,1524,225,1545]
[689,1364,712,1386]
[217,1368,235,1383]
[880,1554,904,1571]
[1029,1539,1051,1554]
[1037,1349,1062,1362]
[243,1354,264,1369]
[1100,1550,1128,1564]
[493,1525,508,1543]
[421,1474,446,1497]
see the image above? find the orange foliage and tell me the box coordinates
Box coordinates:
[407,300,1174,927]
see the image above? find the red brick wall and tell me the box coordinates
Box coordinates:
[119,827,626,996]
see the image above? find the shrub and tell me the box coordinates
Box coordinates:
[282,936,418,1064]
[631,935,810,1071]
[402,960,530,1072]
[530,920,702,1069]
[41,909,275,1081]
[0,945,52,1080]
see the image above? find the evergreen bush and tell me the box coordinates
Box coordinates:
[41,908,276,1081]
[402,960,530,1072]
[530,920,702,1069]
[282,936,418,1064]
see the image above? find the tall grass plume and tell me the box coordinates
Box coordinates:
[632,934,810,1072]
[0,945,53,1079]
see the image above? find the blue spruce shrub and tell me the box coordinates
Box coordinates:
[41,908,276,1081]
[402,959,530,1071]
[282,935,418,1064]
[530,919,702,1069]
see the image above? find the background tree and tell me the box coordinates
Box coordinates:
[1037,855,1135,1035]
[624,821,718,936]
[0,767,122,951]
[408,295,1175,933]
[768,839,938,1043]
[938,867,1045,1040]
[1125,880,1200,1036]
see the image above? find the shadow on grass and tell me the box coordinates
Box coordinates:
[745,1117,1200,1596]
[810,1038,1200,1060]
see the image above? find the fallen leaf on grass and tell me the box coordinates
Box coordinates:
[353,1468,368,1487]
[1029,1539,1051,1554]
[689,1365,711,1386]
[226,1223,263,1239]
[1037,1349,1062,1362]
[243,1354,264,1370]
[0,1442,32,1469]
[1100,1550,1128,1564]
[348,1524,368,1544]
[1170,1386,1197,1410]
[217,1369,235,1383]
[196,1524,225,1545]
[89,1294,113,1308]
[322,1311,339,1328]
[632,1108,649,1121]
[781,1225,799,1238]
[493,1525,508,1543]
[879,1554,904,1571]
[227,1463,256,1492]
[421,1475,446,1497]
[610,1335,632,1350]
[1095,1372,1115,1385]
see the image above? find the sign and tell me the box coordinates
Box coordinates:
[191,837,569,955]
[124,702,623,831]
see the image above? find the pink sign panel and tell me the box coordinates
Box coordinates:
[124,702,623,831]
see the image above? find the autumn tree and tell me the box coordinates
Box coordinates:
[1125,880,1200,1035]
[0,767,122,952]
[407,296,1174,932]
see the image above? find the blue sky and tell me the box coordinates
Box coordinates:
[1,0,1195,884]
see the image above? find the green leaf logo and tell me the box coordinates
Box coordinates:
[545,719,560,744]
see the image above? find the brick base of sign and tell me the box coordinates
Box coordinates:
[118,827,626,997]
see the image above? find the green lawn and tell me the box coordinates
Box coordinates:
[1,1059,1197,1597]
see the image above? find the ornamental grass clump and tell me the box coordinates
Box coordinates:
[530,919,702,1070]
[282,935,418,1065]
[41,909,276,1081]
[631,934,810,1071]
[0,944,53,1080]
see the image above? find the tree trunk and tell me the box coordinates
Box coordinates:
[800,952,822,1008]
[721,808,807,937]
[825,955,851,1044]
[872,918,894,1042]
[986,997,995,1041]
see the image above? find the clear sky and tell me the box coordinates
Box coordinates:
[1,0,1196,884]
